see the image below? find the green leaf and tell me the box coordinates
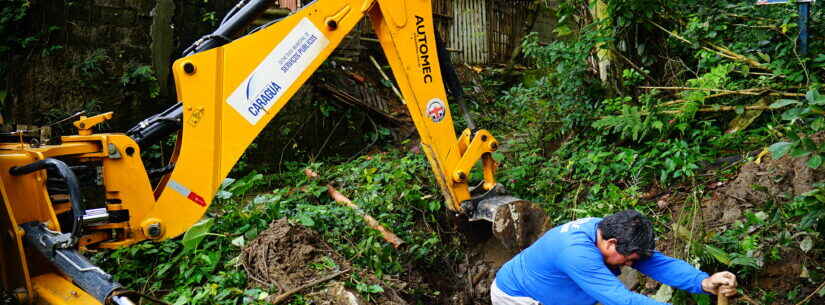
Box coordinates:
[807,155,823,169]
[554,25,572,37]
[692,294,711,305]
[428,200,441,212]
[492,152,505,162]
[769,142,793,159]
[297,214,315,227]
[730,256,761,268]
[800,236,813,253]
[805,89,822,104]
[182,218,214,252]
[770,99,801,109]
[781,107,808,121]
[367,284,384,293]
[231,236,245,247]
[705,245,731,265]
[812,118,825,131]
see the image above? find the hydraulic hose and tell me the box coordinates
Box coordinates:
[10,158,84,241]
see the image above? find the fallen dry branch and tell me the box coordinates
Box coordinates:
[370,55,405,104]
[271,269,349,305]
[640,86,804,98]
[304,169,405,248]
[794,279,825,305]
[649,21,769,70]
[659,105,776,115]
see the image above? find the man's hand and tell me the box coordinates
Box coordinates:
[702,271,737,297]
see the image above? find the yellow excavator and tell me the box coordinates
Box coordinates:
[0,0,546,304]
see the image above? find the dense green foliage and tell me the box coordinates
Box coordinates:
[474,1,825,303]
[94,1,825,305]
[94,152,458,304]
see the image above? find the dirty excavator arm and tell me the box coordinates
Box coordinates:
[0,1,545,304]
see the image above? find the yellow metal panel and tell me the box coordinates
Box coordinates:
[97,135,154,245]
[376,0,406,27]
[371,2,474,208]
[149,0,373,240]
[32,273,100,305]
[0,177,33,300]
[0,152,59,227]
[0,142,101,159]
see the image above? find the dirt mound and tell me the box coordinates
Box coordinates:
[703,154,825,228]
[701,151,825,298]
[241,218,406,304]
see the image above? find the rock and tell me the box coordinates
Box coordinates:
[645,278,660,290]
[619,267,640,290]
[327,281,367,305]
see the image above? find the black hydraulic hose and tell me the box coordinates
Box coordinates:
[436,33,476,131]
[131,0,275,147]
[10,158,84,240]
[183,0,274,56]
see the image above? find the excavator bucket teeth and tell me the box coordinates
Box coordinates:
[474,196,547,250]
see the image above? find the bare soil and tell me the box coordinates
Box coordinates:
[241,217,521,305]
[241,218,408,304]
[697,151,824,303]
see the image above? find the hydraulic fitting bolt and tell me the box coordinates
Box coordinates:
[183,62,196,75]
[147,223,162,238]
[326,19,338,30]
[453,171,467,183]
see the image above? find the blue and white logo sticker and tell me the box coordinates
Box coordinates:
[227,18,329,125]
[426,98,446,123]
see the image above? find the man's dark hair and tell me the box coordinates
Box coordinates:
[598,210,655,258]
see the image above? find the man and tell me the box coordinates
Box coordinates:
[492,210,737,305]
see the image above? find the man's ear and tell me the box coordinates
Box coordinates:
[607,238,618,250]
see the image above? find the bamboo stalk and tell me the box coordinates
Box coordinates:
[304,169,405,248]
[369,56,405,104]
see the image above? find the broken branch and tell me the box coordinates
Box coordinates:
[304,169,405,248]
[649,21,769,70]
[271,269,349,304]
[370,56,405,104]
[640,86,804,98]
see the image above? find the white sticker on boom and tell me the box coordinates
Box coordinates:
[227,18,330,125]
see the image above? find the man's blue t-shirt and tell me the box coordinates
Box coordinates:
[495,217,709,305]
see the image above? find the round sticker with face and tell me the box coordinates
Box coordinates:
[426,98,446,123]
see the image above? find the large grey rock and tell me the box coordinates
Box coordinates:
[619,267,640,290]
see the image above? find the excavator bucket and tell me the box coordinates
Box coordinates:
[480,196,547,250]
[465,185,547,250]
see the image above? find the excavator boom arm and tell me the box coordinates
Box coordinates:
[0,1,545,304]
[142,0,494,241]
